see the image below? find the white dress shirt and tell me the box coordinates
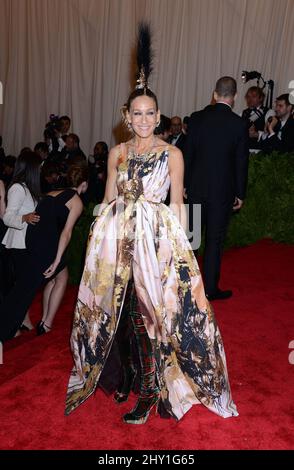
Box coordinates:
[171,134,181,146]
[2,183,37,249]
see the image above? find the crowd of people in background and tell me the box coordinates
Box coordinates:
[0,88,293,200]
[241,89,294,153]
[155,90,294,154]
[0,87,293,340]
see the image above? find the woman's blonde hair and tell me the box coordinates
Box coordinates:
[67,164,88,187]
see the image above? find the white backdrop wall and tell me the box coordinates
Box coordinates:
[0,0,293,155]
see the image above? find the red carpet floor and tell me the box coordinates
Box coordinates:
[0,239,294,450]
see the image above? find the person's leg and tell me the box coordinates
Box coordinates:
[123,289,159,424]
[130,307,158,398]
[41,278,56,322]
[40,267,68,331]
[203,201,232,295]
[0,252,43,341]
[11,249,34,330]
[0,245,5,302]
[3,248,16,294]
[21,311,34,330]
[10,249,34,332]
[10,249,27,282]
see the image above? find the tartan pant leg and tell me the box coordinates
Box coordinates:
[129,284,159,398]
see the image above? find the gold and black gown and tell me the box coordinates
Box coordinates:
[66,146,238,420]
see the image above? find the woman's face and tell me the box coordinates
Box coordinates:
[128,96,160,138]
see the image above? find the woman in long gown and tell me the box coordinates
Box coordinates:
[66,24,238,424]
[66,103,238,425]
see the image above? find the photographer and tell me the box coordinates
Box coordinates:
[40,161,62,194]
[154,114,171,141]
[241,86,270,150]
[259,94,294,154]
[60,115,71,137]
[87,141,108,202]
[64,134,86,164]
[34,142,49,164]
[44,114,66,155]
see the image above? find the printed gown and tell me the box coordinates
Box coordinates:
[65,146,238,420]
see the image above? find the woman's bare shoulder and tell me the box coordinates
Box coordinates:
[109,144,121,153]
[109,144,123,160]
[167,146,184,174]
[168,145,183,159]
[107,145,123,169]
[67,193,83,211]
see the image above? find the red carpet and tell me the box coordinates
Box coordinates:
[0,239,294,450]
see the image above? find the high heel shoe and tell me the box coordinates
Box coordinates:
[123,393,160,424]
[19,324,30,331]
[20,322,34,331]
[114,367,136,404]
[36,321,51,336]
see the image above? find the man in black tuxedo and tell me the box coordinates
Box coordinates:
[185,76,249,300]
[259,94,294,153]
[241,86,269,150]
[168,116,186,153]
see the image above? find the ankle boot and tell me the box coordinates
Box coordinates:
[123,392,160,424]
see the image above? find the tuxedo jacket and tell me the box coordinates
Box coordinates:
[184,103,249,203]
[260,116,294,154]
[168,133,186,154]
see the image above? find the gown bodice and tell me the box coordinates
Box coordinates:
[117,149,170,204]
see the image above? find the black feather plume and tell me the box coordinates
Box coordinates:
[136,22,153,86]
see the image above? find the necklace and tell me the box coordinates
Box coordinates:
[131,136,157,158]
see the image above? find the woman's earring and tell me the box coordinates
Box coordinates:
[120,105,133,133]
[123,118,132,132]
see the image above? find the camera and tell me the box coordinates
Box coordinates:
[241,71,274,108]
[44,114,62,140]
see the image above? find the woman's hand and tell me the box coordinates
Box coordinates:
[23,212,40,225]
[43,260,59,278]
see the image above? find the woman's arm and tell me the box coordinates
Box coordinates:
[94,146,119,216]
[168,146,187,231]
[43,195,83,278]
[0,180,6,219]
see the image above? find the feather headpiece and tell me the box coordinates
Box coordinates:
[135,22,153,90]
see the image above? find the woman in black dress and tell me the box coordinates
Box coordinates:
[0,165,88,342]
[33,164,88,334]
